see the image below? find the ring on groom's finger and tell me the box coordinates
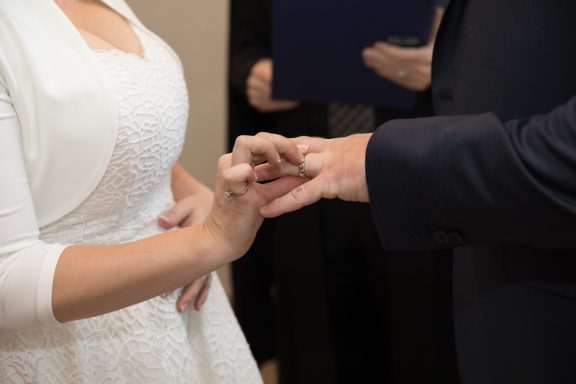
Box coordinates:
[297,159,307,178]
[224,184,249,198]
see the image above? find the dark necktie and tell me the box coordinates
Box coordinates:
[327,102,375,138]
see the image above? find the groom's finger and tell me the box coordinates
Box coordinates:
[291,136,328,153]
[259,176,324,218]
[259,176,308,203]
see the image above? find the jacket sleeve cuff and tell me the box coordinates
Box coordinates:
[0,242,68,334]
[37,243,68,326]
[366,120,438,250]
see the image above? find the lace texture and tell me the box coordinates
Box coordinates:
[0,26,261,384]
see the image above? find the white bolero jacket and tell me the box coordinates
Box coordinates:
[0,0,178,333]
[0,0,148,227]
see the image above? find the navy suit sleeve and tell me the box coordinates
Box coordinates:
[366,94,576,250]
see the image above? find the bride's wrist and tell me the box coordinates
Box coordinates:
[200,206,259,263]
[195,217,238,265]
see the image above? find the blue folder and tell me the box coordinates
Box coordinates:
[271,0,437,109]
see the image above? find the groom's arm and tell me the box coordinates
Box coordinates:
[366,95,576,250]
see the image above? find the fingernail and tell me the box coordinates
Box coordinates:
[159,213,172,225]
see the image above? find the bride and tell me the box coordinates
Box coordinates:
[0,0,304,382]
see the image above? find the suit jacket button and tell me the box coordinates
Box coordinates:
[433,231,448,245]
[437,89,454,101]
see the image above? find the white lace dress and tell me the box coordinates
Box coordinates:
[0,25,262,384]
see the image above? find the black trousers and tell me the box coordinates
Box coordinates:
[454,246,576,384]
[233,207,339,384]
[318,199,459,384]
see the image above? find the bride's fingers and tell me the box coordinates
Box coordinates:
[255,153,322,181]
[231,133,306,169]
[222,163,258,195]
[250,155,267,166]
[193,275,212,311]
[255,132,305,165]
[253,163,282,181]
[251,141,308,168]
[231,135,283,168]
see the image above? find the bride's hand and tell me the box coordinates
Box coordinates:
[157,163,215,312]
[158,193,213,312]
[202,133,308,260]
[174,273,212,312]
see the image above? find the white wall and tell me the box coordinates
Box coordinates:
[127,0,229,188]
[126,0,232,296]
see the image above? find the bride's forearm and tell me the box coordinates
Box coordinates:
[52,224,228,323]
[52,135,299,323]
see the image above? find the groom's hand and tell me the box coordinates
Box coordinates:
[256,133,372,218]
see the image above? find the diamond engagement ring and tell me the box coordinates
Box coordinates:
[224,184,249,198]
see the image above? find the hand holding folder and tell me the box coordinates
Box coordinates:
[363,7,444,93]
[272,0,438,109]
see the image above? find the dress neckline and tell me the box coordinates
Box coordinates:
[91,22,148,60]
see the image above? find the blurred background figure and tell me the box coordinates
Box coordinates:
[228,1,459,383]
[229,2,337,384]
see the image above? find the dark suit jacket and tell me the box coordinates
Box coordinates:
[367,1,576,383]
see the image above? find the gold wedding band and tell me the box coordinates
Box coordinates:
[225,184,249,198]
[397,69,408,79]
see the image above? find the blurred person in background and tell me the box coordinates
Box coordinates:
[228,1,458,382]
